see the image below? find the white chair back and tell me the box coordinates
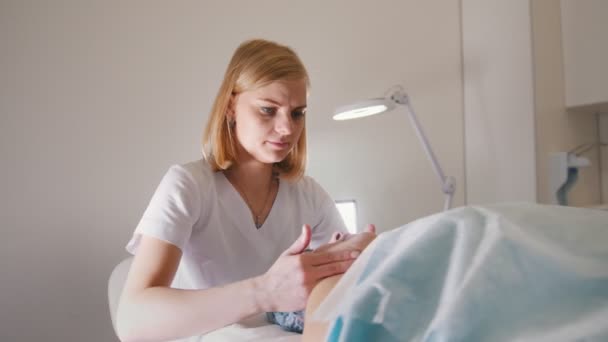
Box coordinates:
[108,257,133,333]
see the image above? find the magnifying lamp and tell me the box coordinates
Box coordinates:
[333,86,456,211]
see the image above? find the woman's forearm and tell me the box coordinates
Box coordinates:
[116,275,266,342]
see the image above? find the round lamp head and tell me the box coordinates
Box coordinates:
[333,98,396,121]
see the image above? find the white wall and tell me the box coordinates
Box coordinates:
[462,0,537,205]
[601,113,608,203]
[559,0,608,206]
[0,1,463,341]
[560,0,608,108]
[531,0,601,207]
[461,0,604,207]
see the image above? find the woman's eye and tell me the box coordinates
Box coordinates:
[260,107,276,115]
[292,110,305,119]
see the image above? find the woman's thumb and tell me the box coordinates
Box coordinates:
[284,224,312,255]
[365,224,376,234]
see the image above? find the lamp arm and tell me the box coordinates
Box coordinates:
[390,91,456,211]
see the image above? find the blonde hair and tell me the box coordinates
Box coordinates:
[202,39,310,181]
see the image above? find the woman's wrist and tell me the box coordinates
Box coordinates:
[250,274,272,313]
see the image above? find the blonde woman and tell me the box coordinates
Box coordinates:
[116,39,375,342]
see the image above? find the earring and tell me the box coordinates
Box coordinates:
[227,116,235,128]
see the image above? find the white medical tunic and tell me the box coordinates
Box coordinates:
[126,158,347,291]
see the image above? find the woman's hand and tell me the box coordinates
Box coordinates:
[316,224,377,254]
[256,224,359,312]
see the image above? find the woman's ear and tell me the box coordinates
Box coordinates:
[227,93,236,120]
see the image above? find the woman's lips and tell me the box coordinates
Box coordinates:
[267,141,289,149]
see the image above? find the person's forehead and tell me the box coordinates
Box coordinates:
[252,80,307,105]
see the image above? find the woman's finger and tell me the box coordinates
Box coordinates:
[365,224,376,234]
[282,224,312,256]
[305,250,358,266]
[312,259,355,280]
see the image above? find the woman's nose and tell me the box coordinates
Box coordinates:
[274,115,293,135]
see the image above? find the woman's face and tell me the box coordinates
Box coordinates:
[229,79,307,164]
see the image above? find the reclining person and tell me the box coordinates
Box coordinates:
[302,204,608,341]
[267,225,377,333]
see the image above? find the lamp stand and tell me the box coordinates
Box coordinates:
[389,89,456,211]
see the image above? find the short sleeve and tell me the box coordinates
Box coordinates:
[126,165,201,254]
[309,179,348,249]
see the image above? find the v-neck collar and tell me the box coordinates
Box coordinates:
[218,171,282,231]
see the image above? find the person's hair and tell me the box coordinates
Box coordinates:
[202,39,310,181]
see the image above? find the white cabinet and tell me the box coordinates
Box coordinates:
[560,0,608,113]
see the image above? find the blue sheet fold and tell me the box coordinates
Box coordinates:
[313,203,608,341]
